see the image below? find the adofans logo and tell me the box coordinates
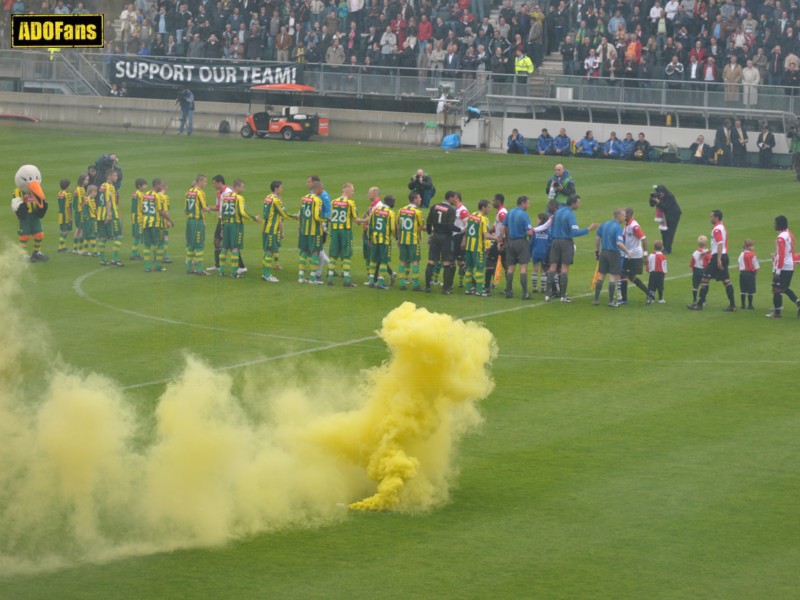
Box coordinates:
[11,14,104,48]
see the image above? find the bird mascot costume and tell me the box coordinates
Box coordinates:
[12,165,49,262]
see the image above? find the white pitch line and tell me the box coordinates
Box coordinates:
[461,271,692,321]
[72,269,327,344]
[121,335,379,390]
[119,272,694,390]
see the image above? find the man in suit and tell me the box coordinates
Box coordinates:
[731,118,749,167]
[274,25,293,61]
[689,135,713,164]
[714,118,734,166]
[443,43,462,78]
[756,123,776,168]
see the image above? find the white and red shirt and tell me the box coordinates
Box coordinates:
[648,251,668,273]
[738,250,760,272]
[774,229,795,273]
[217,185,232,218]
[454,202,469,235]
[493,205,508,235]
[690,248,709,269]
[624,218,646,258]
[710,221,728,255]
[361,196,382,230]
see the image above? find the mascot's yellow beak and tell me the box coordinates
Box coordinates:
[27,180,45,207]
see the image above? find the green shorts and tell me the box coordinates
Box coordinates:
[73,210,82,228]
[371,243,391,265]
[141,226,161,247]
[131,220,141,242]
[17,216,43,236]
[112,218,122,238]
[186,219,205,251]
[399,243,420,263]
[298,232,323,254]
[329,229,353,259]
[263,232,280,253]
[97,221,113,240]
[464,249,485,271]
[59,222,73,233]
[83,220,97,240]
[222,222,244,250]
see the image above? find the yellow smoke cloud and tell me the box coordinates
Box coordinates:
[0,251,496,574]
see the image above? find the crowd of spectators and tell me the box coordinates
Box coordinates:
[104,0,800,96]
[5,0,800,98]
[557,0,800,99]
[0,0,637,81]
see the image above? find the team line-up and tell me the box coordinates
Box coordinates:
[21,165,800,317]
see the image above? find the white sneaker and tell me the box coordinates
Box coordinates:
[237,267,248,276]
[206,266,219,272]
[560,296,572,303]
[307,277,324,285]
[658,299,666,304]
[262,275,279,282]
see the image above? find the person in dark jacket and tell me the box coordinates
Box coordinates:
[507,128,528,154]
[650,184,681,254]
[408,169,435,207]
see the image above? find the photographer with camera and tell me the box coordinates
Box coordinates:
[94,153,122,191]
[408,169,435,208]
[787,124,800,181]
[176,86,194,136]
[544,163,575,207]
[649,184,681,255]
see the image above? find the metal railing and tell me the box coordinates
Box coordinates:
[540,74,800,115]
[0,49,111,95]
[5,49,800,128]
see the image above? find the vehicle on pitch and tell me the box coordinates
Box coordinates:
[240,84,329,141]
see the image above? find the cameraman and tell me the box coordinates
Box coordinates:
[649,184,682,255]
[544,163,575,207]
[176,86,194,136]
[408,169,435,208]
[94,153,122,191]
[788,124,800,181]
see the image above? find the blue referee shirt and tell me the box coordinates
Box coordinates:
[596,219,623,250]
[552,206,589,239]
[506,206,533,239]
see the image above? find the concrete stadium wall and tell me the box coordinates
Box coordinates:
[0,92,448,147]
[0,92,790,153]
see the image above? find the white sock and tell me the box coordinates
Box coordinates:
[317,250,330,276]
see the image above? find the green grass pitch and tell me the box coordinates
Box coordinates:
[1,123,799,599]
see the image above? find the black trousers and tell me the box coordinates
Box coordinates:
[661,214,680,254]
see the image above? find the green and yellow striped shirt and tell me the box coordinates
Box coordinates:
[263,193,293,235]
[369,203,395,245]
[57,189,72,225]
[139,190,158,228]
[185,186,207,220]
[96,182,117,221]
[220,191,256,224]
[329,196,358,230]
[397,204,424,245]
[464,211,488,253]
[299,193,323,236]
